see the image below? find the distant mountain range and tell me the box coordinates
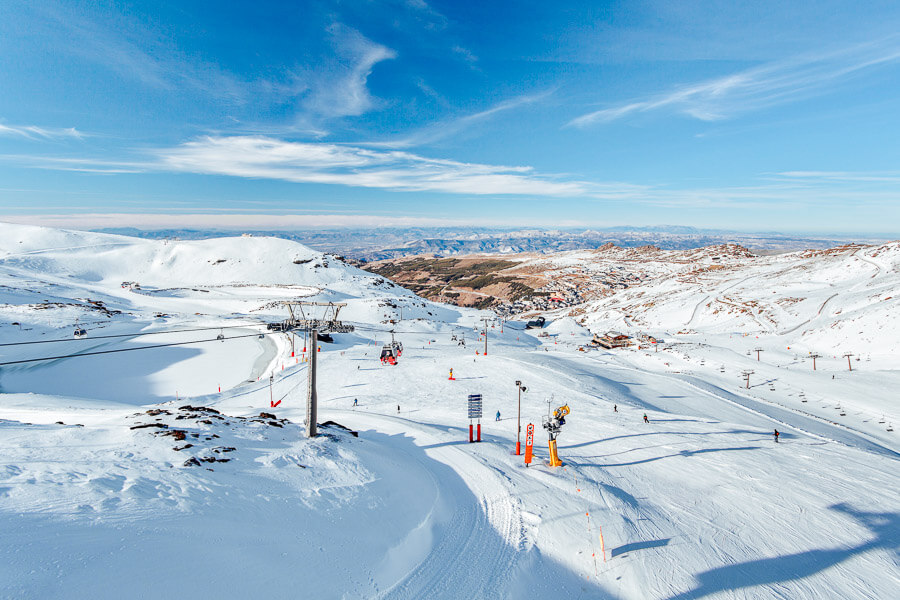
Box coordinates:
[93,226,895,261]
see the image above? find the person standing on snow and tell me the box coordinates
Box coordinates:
[774,429,780,442]
[614,404,618,412]
[496,410,501,421]
[643,413,649,424]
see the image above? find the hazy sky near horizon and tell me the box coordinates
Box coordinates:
[1,0,899,233]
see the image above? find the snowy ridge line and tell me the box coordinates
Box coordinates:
[674,375,899,459]
[0,331,276,366]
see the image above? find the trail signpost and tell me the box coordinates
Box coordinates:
[468,394,483,442]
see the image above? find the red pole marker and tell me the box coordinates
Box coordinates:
[477,422,481,442]
[469,423,474,443]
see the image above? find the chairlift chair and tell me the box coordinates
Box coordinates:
[217,330,225,341]
[73,327,87,338]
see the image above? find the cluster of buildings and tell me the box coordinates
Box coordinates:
[590,331,663,350]
[494,264,646,318]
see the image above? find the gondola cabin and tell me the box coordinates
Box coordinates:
[390,340,403,357]
[380,345,398,365]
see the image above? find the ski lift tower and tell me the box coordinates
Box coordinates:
[280,301,354,437]
[810,353,821,370]
[842,352,854,372]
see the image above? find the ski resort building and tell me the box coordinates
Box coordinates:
[593,331,632,349]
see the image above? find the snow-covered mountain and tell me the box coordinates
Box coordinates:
[505,241,900,358]
[0,224,897,599]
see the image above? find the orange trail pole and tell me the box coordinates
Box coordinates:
[599,524,607,563]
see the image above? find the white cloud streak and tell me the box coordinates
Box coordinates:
[0,123,83,141]
[152,135,596,197]
[777,170,900,183]
[569,37,900,127]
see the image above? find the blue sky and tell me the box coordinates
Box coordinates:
[1,0,899,233]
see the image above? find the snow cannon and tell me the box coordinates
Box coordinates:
[542,404,569,467]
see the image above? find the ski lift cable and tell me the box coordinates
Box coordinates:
[0,331,278,367]
[0,322,268,348]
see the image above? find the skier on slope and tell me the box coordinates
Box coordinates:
[614,404,618,412]
[643,413,650,424]
[773,429,780,442]
[496,410,501,421]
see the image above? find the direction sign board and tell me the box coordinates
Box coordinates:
[467,394,483,419]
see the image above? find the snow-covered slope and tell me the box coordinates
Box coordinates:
[516,241,900,357]
[0,224,897,599]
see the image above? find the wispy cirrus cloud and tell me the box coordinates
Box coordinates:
[569,37,900,127]
[301,24,397,119]
[776,170,900,183]
[31,2,247,102]
[0,123,84,141]
[365,90,555,148]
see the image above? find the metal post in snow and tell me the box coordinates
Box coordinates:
[306,328,318,437]
[516,380,522,455]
